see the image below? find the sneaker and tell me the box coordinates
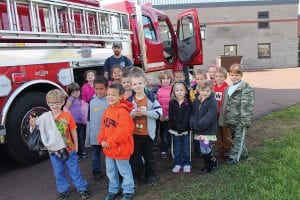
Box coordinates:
[93,171,103,181]
[82,152,90,158]
[147,176,157,186]
[104,192,118,200]
[134,179,140,188]
[227,158,238,165]
[122,193,134,200]
[57,191,70,200]
[78,190,91,200]
[241,154,249,160]
[172,165,182,173]
[182,165,191,173]
[160,152,168,159]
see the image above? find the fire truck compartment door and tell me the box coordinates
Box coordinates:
[177,9,203,65]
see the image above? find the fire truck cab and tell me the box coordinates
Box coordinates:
[0,0,203,163]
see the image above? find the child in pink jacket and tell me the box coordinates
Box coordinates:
[157,70,174,158]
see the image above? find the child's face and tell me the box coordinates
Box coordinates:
[86,72,96,82]
[195,74,206,85]
[229,73,242,84]
[174,83,186,100]
[107,88,122,105]
[47,98,64,112]
[112,68,123,80]
[174,73,185,81]
[71,89,80,98]
[215,72,226,86]
[131,77,146,94]
[161,76,171,86]
[122,77,131,90]
[94,83,107,98]
[208,67,217,80]
[200,87,212,101]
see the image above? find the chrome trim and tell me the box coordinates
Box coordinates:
[1,80,65,129]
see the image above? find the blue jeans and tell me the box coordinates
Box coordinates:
[173,133,191,166]
[92,145,102,173]
[106,157,134,194]
[49,151,88,193]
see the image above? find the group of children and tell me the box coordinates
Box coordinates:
[30,63,254,200]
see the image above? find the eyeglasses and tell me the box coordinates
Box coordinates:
[47,101,64,106]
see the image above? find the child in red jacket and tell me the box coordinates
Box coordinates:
[98,83,135,200]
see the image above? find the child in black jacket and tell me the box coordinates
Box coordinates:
[190,80,218,174]
[169,81,192,173]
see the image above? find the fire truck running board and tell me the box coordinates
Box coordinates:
[0,0,131,42]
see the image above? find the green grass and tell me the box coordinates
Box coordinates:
[150,106,300,200]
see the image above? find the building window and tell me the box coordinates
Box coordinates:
[258,43,271,58]
[258,21,269,29]
[258,11,269,19]
[224,45,237,56]
[258,11,269,29]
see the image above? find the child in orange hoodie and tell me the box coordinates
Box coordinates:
[98,83,135,200]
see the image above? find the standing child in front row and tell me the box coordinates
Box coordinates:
[190,81,218,174]
[219,64,254,165]
[65,82,89,162]
[168,81,192,173]
[98,83,135,200]
[86,76,109,181]
[213,67,232,157]
[128,70,162,186]
[30,89,90,200]
[81,70,97,103]
[157,70,173,159]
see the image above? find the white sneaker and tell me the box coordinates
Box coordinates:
[172,165,181,173]
[183,165,191,173]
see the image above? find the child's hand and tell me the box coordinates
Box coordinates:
[101,141,109,148]
[164,116,169,121]
[198,135,207,141]
[160,116,165,121]
[29,114,37,129]
[139,106,147,116]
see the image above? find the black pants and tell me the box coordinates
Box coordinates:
[130,135,155,181]
[160,121,170,153]
[76,123,87,157]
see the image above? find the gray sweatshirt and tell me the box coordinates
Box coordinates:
[87,95,109,145]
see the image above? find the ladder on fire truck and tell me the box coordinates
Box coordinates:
[0,0,131,42]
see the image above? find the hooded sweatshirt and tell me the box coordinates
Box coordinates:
[98,100,134,160]
[87,95,109,145]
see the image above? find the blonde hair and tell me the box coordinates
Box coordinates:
[193,69,207,79]
[129,67,147,80]
[46,89,67,103]
[159,70,174,83]
[174,70,185,78]
[215,67,228,78]
[199,80,213,91]
[229,63,243,76]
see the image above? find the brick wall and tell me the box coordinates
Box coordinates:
[162,3,298,69]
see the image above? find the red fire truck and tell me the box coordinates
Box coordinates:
[0,0,203,163]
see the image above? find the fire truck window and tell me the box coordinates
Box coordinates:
[178,16,195,40]
[142,16,156,41]
[158,18,174,63]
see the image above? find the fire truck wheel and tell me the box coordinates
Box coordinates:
[3,91,49,164]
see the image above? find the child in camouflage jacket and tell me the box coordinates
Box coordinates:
[219,64,254,165]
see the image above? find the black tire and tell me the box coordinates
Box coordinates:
[3,91,49,164]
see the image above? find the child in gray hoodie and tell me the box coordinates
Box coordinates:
[86,76,109,180]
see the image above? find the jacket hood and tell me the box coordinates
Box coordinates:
[110,100,133,112]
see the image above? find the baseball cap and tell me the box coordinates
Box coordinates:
[112,41,122,48]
